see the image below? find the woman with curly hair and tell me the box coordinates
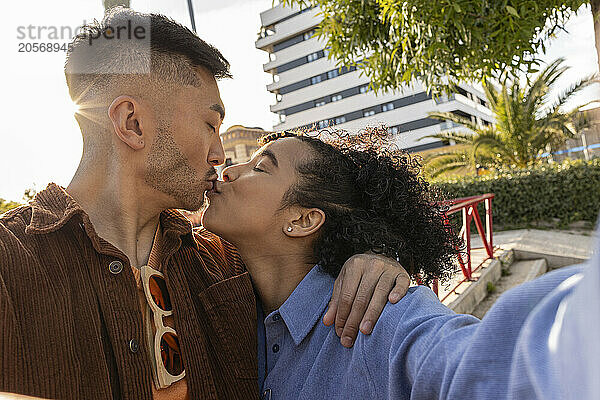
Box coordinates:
[201,125,600,400]
[202,127,479,399]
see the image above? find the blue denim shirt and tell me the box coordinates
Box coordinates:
[257,263,587,400]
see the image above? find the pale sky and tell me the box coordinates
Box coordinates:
[0,1,598,202]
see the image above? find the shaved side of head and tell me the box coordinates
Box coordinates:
[64,7,231,142]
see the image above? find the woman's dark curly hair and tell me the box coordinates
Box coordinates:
[259,127,462,284]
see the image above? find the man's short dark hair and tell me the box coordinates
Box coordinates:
[65,7,231,102]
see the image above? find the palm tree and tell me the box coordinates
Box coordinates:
[421,58,596,178]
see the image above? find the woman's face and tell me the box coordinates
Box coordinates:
[202,137,311,244]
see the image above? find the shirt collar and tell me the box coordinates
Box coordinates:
[277,265,334,346]
[26,183,195,245]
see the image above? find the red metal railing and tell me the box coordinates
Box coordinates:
[431,193,495,298]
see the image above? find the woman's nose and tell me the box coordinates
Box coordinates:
[221,165,237,182]
[222,161,250,182]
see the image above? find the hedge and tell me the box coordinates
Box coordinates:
[432,159,600,229]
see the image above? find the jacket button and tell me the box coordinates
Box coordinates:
[129,339,139,353]
[109,260,123,275]
[272,344,279,353]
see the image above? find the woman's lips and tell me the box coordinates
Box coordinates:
[206,180,222,196]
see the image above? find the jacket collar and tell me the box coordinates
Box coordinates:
[26,183,195,245]
[278,265,334,346]
[26,183,84,235]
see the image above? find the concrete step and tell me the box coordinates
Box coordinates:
[445,249,514,314]
[510,259,548,284]
[443,229,591,316]
[470,258,547,319]
[471,229,594,269]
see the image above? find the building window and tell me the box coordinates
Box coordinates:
[303,29,315,41]
[388,126,399,135]
[311,75,322,85]
[315,100,326,107]
[434,94,449,104]
[363,110,375,117]
[441,120,457,130]
[327,69,339,79]
[323,48,330,57]
[335,116,346,124]
[317,120,329,129]
[382,102,394,112]
[331,94,342,102]
[456,87,468,98]
[307,52,319,62]
[359,84,371,94]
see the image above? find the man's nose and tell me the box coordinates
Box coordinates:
[208,138,225,166]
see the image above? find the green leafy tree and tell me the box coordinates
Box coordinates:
[422,58,595,177]
[0,199,21,215]
[22,188,36,202]
[284,0,598,93]
[0,188,37,215]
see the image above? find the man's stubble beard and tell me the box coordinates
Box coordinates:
[144,125,213,211]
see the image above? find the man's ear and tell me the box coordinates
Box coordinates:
[108,95,146,150]
[284,208,325,238]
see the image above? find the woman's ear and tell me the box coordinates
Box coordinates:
[284,208,325,238]
[108,95,146,150]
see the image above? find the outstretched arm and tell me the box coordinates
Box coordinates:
[323,253,410,347]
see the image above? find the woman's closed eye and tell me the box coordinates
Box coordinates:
[253,159,271,172]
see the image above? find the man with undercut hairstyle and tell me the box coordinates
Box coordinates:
[0,8,409,400]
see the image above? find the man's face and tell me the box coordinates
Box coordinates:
[144,68,225,211]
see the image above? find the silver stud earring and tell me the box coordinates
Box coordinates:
[287,227,293,232]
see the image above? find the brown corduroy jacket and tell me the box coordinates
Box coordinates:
[0,183,259,400]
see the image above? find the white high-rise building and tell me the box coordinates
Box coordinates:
[255,2,494,152]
